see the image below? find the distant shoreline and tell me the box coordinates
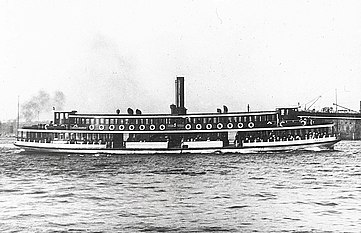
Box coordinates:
[0,136,16,144]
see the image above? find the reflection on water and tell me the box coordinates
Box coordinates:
[1,141,361,232]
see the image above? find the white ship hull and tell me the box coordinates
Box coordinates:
[14,137,340,155]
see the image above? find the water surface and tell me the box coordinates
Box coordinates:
[1,140,361,232]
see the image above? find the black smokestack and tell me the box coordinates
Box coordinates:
[171,77,187,115]
[176,77,185,109]
[175,77,187,115]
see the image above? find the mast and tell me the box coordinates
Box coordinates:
[17,95,20,138]
[335,88,338,113]
[335,88,339,137]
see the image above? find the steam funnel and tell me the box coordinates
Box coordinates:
[171,77,187,115]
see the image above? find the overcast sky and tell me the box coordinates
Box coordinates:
[1,0,361,121]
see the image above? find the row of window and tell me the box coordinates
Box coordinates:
[71,114,277,126]
[19,127,333,143]
[239,128,332,138]
[18,132,115,142]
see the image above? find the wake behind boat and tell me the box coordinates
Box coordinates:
[15,77,340,154]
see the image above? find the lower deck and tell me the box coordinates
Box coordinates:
[15,126,339,154]
[14,136,340,154]
[16,126,336,150]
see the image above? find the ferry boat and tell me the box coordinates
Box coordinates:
[15,77,340,154]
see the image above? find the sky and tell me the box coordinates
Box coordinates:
[1,0,361,121]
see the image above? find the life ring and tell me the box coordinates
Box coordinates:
[139,125,145,130]
[44,124,49,129]
[119,125,125,130]
[237,122,243,129]
[89,125,95,130]
[196,124,202,130]
[227,122,233,129]
[206,124,212,130]
[185,124,192,130]
[129,125,135,130]
[248,122,254,128]
[301,120,307,126]
[159,124,166,130]
[99,125,105,130]
[217,123,223,129]
[109,125,115,130]
[150,124,156,130]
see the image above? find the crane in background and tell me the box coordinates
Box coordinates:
[332,103,358,113]
[304,95,322,111]
[301,89,361,113]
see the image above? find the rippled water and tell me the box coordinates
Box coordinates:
[1,139,361,232]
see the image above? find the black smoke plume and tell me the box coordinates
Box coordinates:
[21,90,66,122]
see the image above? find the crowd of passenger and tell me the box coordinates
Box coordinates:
[243,131,334,143]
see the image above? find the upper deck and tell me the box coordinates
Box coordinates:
[18,106,330,134]
[46,109,279,131]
